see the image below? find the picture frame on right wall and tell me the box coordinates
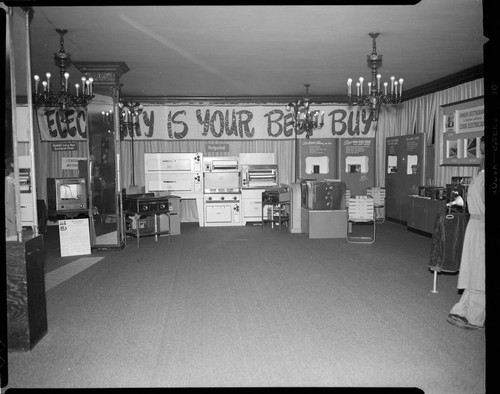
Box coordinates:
[440,97,484,166]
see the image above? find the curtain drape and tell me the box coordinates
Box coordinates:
[375,78,483,188]
[32,79,484,205]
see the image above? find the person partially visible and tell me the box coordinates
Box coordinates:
[5,157,17,240]
[447,136,485,329]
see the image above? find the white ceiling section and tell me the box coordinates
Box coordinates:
[16,2,486,100]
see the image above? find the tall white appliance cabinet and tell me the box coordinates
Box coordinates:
[144,152,205,227]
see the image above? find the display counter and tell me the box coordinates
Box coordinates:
[300,208,347,239]
[407,196,447,235]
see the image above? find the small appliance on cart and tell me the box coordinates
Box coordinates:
[261,186,291,230]
[122,193,180,247]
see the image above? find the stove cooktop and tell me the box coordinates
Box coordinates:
[204,193,241,202]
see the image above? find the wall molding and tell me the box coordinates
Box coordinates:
[401,64,484,101]
[126,65,484,104]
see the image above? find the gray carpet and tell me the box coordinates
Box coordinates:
[6,221,486,392]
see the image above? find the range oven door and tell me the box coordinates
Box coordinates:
[145,172,202,193]
[145,153,202,172]
[205,203,234,224]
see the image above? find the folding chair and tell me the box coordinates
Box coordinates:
[346,195,375,243]
[367,187,386,223]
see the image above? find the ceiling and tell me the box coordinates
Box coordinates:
[10,2,486,102]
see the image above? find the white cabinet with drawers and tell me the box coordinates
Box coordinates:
[242,188,265,224]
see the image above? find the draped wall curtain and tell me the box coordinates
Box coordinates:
[33,79,484,201]
[374,78,484,188]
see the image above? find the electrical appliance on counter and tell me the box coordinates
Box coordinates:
[241,164,279,189]
[261,186,291,204]
[203,156,243,226]
[203,156,240,193]
[47,177,88,218]
[122,193,174,214]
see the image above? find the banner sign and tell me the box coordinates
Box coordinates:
[37,104,376,141]
[126,104,376,141]
[37,106,87,141]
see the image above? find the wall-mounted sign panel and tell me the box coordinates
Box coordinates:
[340,138,375,196]
[385,134,425,223]
[298,139,338,181]
[441,97,484,166]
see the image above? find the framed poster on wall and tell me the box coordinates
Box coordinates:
[440,97,484,166]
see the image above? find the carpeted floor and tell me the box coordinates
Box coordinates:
[6,221,486,392]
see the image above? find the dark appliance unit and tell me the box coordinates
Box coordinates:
[301,180,346,210]
[262,186,291,205]
[241,164,278,189]
[443,175,472,207]
[122,193,174,214]
[47,177,88,217]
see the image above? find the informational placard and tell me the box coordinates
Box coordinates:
[340,138,375,196]
[59,218,91,257]
[441,97,484,166]
[298,138,338,181]
[62,157,87,170]
[52,142,78,151]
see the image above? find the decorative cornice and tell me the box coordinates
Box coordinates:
[121,95,348,105]
[72,61,129,85]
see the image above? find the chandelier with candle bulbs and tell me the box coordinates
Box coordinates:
[33,29,94,115]
[118,101,144,140]
[347,32,404,121]
[102,101,143,140]
[286,84,324,139]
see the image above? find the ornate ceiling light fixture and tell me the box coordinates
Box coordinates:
[286,84,324,139]
[33,29,94,119]
[118,101,144,140]
[101,101,143,139]
[347,32,404,121]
